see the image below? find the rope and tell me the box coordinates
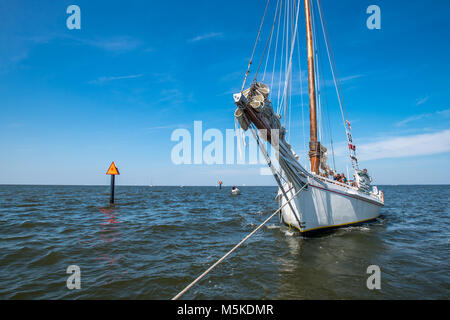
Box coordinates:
[311,0,336,172]
[316,0,356,168]
[296,21,307,168]
[171,182,308,300]
[276,0,287,114]
[270,0,282,97]
[258,0,282,82]
[279,0,300,122]
[241,0,271,92]
[316,0,349,133]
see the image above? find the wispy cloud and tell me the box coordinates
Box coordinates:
[415,96,429,106]
[337,129,450,161]
[396,108,450,126]
[187,32,223,43]
[27,34,143,53]
[144,124,190,131]
[76,36,142,53]
[89,74,143,84]
[340,74,364,82]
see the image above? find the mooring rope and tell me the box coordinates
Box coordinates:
[171,182,308,300]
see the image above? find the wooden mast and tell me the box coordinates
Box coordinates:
[304,0,320,174]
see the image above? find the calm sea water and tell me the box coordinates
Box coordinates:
[0,185,448,299]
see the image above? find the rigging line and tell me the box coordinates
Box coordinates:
[270,0,283,98]
[316,0,355,167]
[262,0,282,81]
[279,0,301,122]
[241,0,271,92]
[280,0,289,116]
[258,0,282,82]
[279,0,299,146]
[171,182,308,301]
[277,0,287,114]
[316,0,348,133]
[317,0,358,168]
[309,0,334,170]
[283,0,290,125]
[316,22,336,171]
[289,0,296,141]
[320,5,349,126]
[314,3,335,171]
[314,0,328,150]
[289,72,292,141]
[295,16,307,168]
[311,0,323,144]
[278,0,287,119]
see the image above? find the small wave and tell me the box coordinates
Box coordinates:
[20,220,37,228]
[2,246,36,262]
[248,210,266,216]
[30,250,65,266]
[3,234,33,241]
[188,207,210,214]
[16,203,41,208]
[344,225,371,232]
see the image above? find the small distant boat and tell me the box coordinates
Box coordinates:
[231,187,241,195]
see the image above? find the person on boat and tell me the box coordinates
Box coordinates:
[232,186,237,191]
[337,173,347,184]
[333,173,340,181]
[362,168,372,183]
[341,173,348,184]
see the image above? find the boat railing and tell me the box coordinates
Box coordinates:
[313,174,355,190]
[313,174,383,202]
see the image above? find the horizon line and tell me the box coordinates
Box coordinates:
[0,183,449,187]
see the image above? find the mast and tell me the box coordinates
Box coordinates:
[304,0,320,174]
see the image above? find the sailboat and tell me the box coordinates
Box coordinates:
[233,0,384,236]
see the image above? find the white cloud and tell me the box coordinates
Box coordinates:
[76,36,142,53]
[396,108,450,126]
[89,74,143,84]
[352,129,450,161]
[415,96,429,106]
[144,124,189,131]
[187,32,223,43]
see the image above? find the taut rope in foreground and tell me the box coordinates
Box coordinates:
[171,183,309,300]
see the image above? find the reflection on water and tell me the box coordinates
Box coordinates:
[96,207,124,285]
[0,185,448,299]
[274,223,389,299]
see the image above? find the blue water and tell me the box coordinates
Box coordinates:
[0,185,448,299]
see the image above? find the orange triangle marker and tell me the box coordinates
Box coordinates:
[106,162,120,175]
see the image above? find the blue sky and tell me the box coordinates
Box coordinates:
[0,0,449,186]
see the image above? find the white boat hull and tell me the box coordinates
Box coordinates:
[277,176,384,235]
